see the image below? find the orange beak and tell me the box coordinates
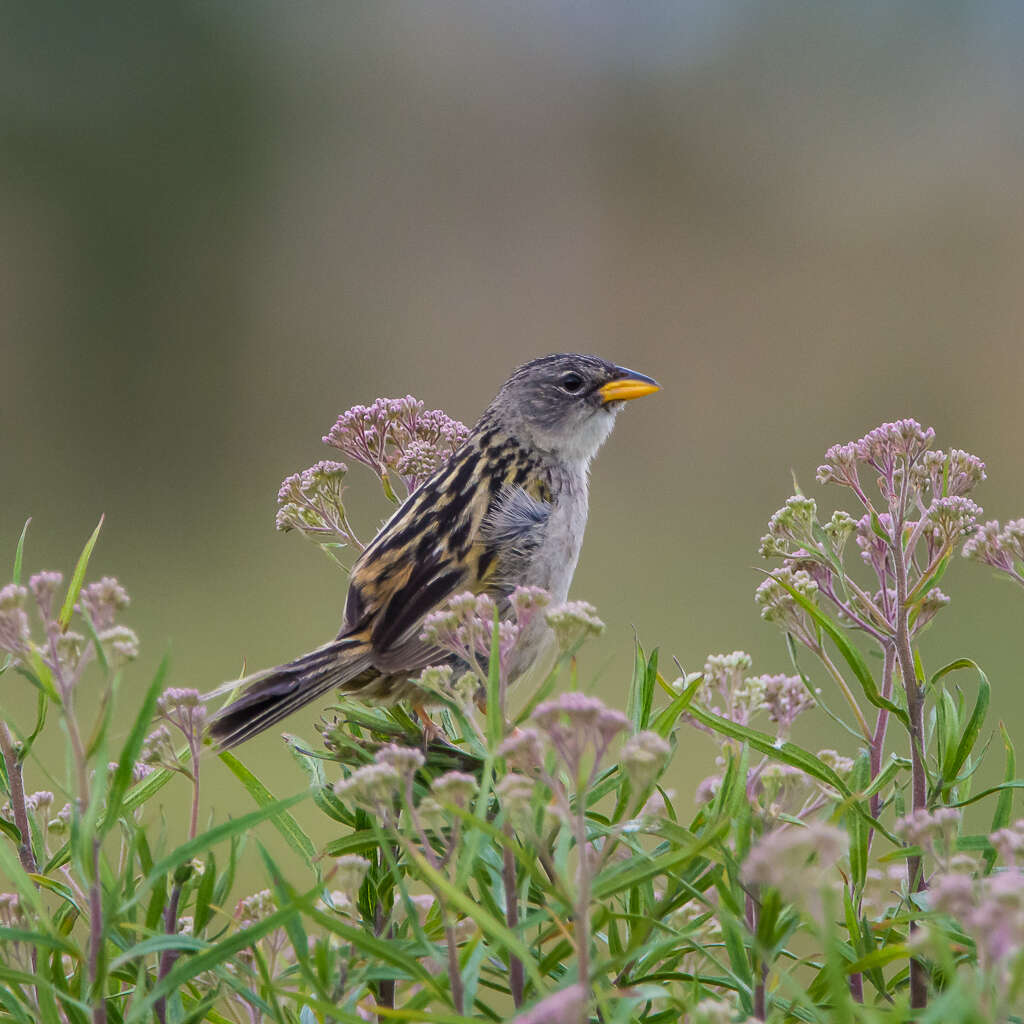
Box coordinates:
[598,368,661,404]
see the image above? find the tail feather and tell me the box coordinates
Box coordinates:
[208,637,371,748]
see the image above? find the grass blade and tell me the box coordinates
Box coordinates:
[58,515,104,631]
[103,655,169,828]
[11,518,31,585]
[219,751,317,867]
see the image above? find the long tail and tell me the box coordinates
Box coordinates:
[207,636,373,748]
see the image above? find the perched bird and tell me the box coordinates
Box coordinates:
[209,354,659,747]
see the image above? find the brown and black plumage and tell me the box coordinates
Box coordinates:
[208,354,659,747]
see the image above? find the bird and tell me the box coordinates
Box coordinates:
[208,353,660,747]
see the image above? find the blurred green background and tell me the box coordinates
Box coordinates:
[3,3,1023,848]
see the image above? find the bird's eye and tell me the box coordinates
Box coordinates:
[559,373,584,394]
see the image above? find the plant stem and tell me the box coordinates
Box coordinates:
[444,915,465,1015]
[58,677,108,1024]
[156,751,201,1024]
[869,645,896,821]
[849,969,864,1003]
[154,884,182,1024]
[572,797,591,1004]
[891,499,929,1012]
[853,640,896,1008]
[89,836,107,1024]
[502,837,524,1008]
[0,721,38,876]
[374,845,397,1017]
[746,889,765,1020]
[0,719,39,981]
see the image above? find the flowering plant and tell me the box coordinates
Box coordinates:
[1,410,1022,1023]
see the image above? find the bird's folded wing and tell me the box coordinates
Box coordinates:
[343,470,551,671]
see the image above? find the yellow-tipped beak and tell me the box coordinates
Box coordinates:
[598,369,661,404]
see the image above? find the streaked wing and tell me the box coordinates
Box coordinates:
[339,434,551,670]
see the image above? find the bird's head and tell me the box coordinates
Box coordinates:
[485,353,660,464]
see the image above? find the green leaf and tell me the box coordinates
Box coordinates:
[650,675,702,739]
[120,794,305,914]
[844,943,911,974]
[626,642,657,731]
[0,817,21,844]
[12,518,30,585]
[307,904,443,992]
[287,735,354,824]
[766,570,908,727]
[406,847,545,992]
[58,516,104,631]
[684,703,897,842]
[991,722,1017,835]
[935,688,956,782]
[218,751,316,867]
[103,656,169,828]
[593,819,727,901]
[22,689,49,756]
[108,934,205,970]
[0,927,75,955]
[192,850,217,935]
[947,779,1024,809]
[935,659,990,787]
[0,966,92,1021]
[121,764,174,816]
[125,899,317,1024]
[847,750,870,892]
[257,843,320,996]
[859,755,908,801]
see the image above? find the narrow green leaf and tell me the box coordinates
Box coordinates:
[121,764,174,815]
[12,518,31,585]
[0,983,35,1024]
[218,751,316,866]
[125,900,316,1024]
[844,943,911,974]
[937,660,991,786]
[906,553,950,607]
[593,819,727,901]
[0,927,75,955]
[991,722,1017,835]
[120,794,305,913]
[766,570,908,727]
[847,751,870,891]
[859,755,907,800]
[103,656,169,828]
[287,736,354,824]
[650,675,702,738]
[22,689,49,755]
[257,843,327,1004]
[0,966,92,1020]
[22,649,59,701]
[306,905,443,991]
[406,847,545,991]
[108,934,205,970]
[192,850,217,935]
[626,642,657,730]
[947,779,1024,809]
[58,515,104,631]
[685,703,897,842]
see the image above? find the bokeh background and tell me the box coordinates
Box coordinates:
[3,3,1023,863]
